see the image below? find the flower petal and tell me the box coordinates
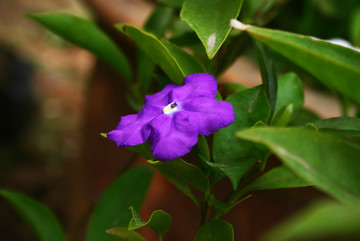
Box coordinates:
[171,73,217,101]
[149,113,198,161]
[107,105,162,147]
[144,83,179,107]
[181,97,235,135]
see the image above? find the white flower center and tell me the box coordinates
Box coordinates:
[163,102,178,114]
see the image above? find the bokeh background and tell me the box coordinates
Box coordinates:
[0,0,358,240]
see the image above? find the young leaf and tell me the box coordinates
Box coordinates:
[311,117,360,136]
[243,165,310,193]
[272,103,293,127]
[116,24,204,84]
[106,227,145,241]
[27,13,132,83]
[236,127,360,205]
[193,220,234,241]
[0,189,66,241]
[128,207,172,238]
[180,0,244,59]
[275,73,304,119]
[148,159,209,207]
[212,86,270,188]
[86,166,153,241]
[262,200,360,241]
[233,22,360,104]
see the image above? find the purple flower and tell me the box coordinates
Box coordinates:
[107,73,235,161]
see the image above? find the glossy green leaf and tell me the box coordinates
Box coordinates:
[86,166,153,241]
[262,200,360,241]
[213,86,270,188]
[137,5,175,94]
[240,24,360,104]
[180,0,244,58]
[117,24,204,84]
[275,73,304,118]
[236,127,360,205]
[253,39,277,118]
[148,159,209,207]
[128,207,172,238]
[27,13,132,82]
[194,220,234,241]
[106,227,145,241]
[0,189,66,241]
[243,165,310,193]
[311,117,360,136]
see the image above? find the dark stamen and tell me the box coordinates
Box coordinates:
[171,103,177,108]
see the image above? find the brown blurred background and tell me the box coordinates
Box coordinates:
[0,0,343,241]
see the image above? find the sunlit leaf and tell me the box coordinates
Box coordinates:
[237,23,360,104]
[180,0,244,58]
[237,127,360,205]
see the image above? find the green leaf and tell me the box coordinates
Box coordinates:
[161,40,206,75]
[144,6,174,38]
[127,141,154,160]
[148,159,209,207]
[272,104,293,127]
[137,5,175,94]
[193,220,234,241]
[117,24,204,84]
[253,39,277,119]
[27,13,132,82]
[239,24,360,104]
[106,227,145,241]
[86,166,153,241]
[128,207,172,238]
[158,0,185,8]
[262,200,360,241]
[218,82,247,98]
[275,73,304,118]
[0,189,66,241]
[351,8,360,47]
[236,127,360,205]
[243,165,310,193]
[212,86,270,188]
[180,0,244,59]
[311,117,360,136]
